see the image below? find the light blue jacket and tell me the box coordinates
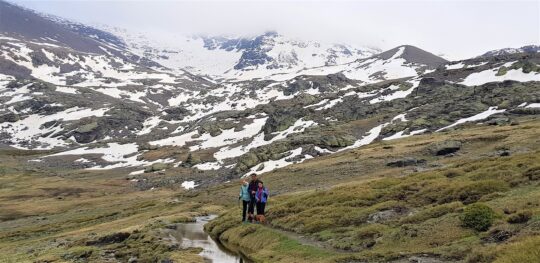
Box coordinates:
[239,185,251,201]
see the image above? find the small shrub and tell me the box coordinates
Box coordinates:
[524,166,540,180]
[444,168,465,178]
[507,211,532,224]
[521,61,540,73]
[455,180,509,204]
[496,66,508,76]
[463,164,482,173]
[303,218,334,233]
[354,224,386,239]
[461,203,495,231]
[465,249,496,263]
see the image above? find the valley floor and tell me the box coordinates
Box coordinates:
[1,116,539,263]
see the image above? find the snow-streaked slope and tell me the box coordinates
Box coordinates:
[108,28,242,76]
[479,45,540,58]
[46,142,174,169]
[436,107,506,131]
[262,46,446,83]
[0,107,109,149]
[102,28,381,81]
[460,65,540,86]
[0,35,188,87]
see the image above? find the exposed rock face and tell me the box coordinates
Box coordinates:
[163,107,190,121]
[428,140,462,156]
[145,163,168,173]
[482,228,513,243]
[367,207,409,223]
[386,157,426,167]
[73,121,100,143]
[85,232,131,246]
[0,113,19,123]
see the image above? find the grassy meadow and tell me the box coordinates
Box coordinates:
[1,116,539,262]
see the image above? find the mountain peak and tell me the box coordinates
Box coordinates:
[0,0,123,54]
[375,45,448,68]
[262,30,279,37]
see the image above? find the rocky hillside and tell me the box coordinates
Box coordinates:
[0,0,539,190]
[206,116,540,263]
[479,45,540,58]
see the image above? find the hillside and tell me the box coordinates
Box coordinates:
[206,116,540,263]
[1,115,539,262]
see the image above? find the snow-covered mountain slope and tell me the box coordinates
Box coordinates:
[1,1,540,188]
[2,50,538,178]
[104,28,381,80]
[0,1,112,54]
[479,45,540,58]
[0,1,163,69]
[0,34,196,85]
[267,45,448,82]
[105,25,448,83]
[434,53,540,86]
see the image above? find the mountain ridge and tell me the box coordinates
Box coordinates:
[479,45,540,58]
[0,0,120,54]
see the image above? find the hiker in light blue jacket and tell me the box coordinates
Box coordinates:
[239,180,251,222]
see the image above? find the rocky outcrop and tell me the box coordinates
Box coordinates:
[145,163,168,173]
[73,121,100,143]
[386,157,426,167]
[85,232,131,246]
[0,113,19,123]
[428,140,462,156]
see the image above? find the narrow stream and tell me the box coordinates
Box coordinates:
[161,215,250,263]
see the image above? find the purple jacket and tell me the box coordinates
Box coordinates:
[255,187,269,203]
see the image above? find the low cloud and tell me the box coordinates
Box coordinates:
[12,0,540,60]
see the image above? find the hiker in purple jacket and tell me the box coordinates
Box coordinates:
[255,181,269,216]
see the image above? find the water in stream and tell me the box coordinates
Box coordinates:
[161,215,250,263]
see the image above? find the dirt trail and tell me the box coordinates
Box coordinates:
[265,225,350,254]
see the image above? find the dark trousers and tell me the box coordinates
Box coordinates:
[248,196,256,214]
[256,202,266,215]
[241,200,249,221]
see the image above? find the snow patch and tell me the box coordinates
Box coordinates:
[55,86,78,94]
[461,67,540,86]
[243,147,311,176]
[0,107,109,149]
[437,107,506,131]
[446,62,465,70]
[181,181,197,189]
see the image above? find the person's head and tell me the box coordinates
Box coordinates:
[258,181,263,188]
[250,174,257,181]
[241,179,248,185]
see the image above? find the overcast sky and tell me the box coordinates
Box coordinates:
[9,0,540,60]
